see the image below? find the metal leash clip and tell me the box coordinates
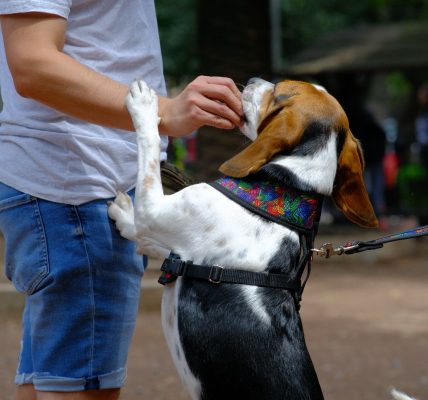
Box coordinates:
[311,242,360,258]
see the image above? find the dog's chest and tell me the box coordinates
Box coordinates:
[157,185,309,399]
[163,184,299,271]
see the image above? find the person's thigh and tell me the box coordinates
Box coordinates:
[0,183,145,393]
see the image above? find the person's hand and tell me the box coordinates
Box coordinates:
[158,75,242,137]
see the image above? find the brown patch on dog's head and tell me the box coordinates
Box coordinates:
[220,79,378,228]
[220,81,342,177]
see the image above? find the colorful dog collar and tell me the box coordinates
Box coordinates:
[210,176,323,233]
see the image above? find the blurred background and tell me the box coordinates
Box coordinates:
[1,1,428,399]
[158,0,428,228]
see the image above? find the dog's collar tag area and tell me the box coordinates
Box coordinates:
[210,176,323,233]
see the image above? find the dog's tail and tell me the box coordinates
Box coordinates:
[391,389,418,400]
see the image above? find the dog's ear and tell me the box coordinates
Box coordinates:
[219,111,303,177]
[332,130,378,228]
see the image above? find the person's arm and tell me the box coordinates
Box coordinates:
[1,13,242,137]
[1,13,135,131]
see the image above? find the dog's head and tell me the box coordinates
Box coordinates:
[219,78,378,228]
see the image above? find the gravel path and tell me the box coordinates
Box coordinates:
[1,250,427,400]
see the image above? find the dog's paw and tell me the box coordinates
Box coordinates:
[107,192,137,240]
[126,80,159,131]
[391,389,417,400]
[108,191,133,214]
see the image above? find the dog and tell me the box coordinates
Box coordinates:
[391,390,418,400]
[108,78,378,400]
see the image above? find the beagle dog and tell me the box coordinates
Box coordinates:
[108,78,378,400]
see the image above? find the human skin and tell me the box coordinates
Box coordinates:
[1,10,242,400]
[1,13,243,138]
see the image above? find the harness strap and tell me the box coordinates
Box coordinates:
[158,253,302,293]
[297,233,311,286]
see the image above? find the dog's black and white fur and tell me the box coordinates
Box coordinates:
[108,78,381,399]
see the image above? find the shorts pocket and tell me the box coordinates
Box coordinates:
[0,191,50,295]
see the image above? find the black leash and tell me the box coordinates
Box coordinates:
[312,225,428,258]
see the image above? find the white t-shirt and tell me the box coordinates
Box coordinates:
[0,0,168,204]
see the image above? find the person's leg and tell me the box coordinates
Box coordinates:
[37,388,120,400]
[29,195,145,393]
[15,384,36,400]
[0,184,144,398]
[15,386,120,400]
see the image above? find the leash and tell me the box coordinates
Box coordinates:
[311,225,428,258]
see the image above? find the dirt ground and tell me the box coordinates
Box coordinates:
[1,244,428,400]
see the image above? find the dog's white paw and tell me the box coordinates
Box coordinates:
[126,80,159,131]
[391,389,417,400]
[108,192,136,240]
[108,191,133,215]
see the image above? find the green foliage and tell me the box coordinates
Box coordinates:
[282,0,428,59]
[156,0,198,85]
[397,162,428,214]
[386,71,413,107]
[155,0,428,83]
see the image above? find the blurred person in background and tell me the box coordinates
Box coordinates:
[415,83,428,174]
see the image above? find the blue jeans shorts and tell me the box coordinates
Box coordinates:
[0,182,146,392]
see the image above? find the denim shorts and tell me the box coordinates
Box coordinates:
[0,182,146,392]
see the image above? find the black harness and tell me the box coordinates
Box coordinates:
[158,175,324,308]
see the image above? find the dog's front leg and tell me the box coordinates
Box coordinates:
[126,80,164,204]
[125,81,170,247]
[109,80,167,258]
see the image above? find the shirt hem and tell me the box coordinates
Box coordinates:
[0,1,70,19]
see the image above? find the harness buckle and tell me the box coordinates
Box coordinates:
[209,265,224,284]
[161,257,186,275]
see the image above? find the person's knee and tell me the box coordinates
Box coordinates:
[36,388,121,400]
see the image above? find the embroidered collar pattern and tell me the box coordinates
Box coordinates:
[211,176,323,232]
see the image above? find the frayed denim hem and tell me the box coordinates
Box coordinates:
[15,367,127,391]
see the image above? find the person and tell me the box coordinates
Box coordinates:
[0,2,242,400]
[354,106,387,217]
[415,83,428,174]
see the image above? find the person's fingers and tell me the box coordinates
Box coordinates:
[198,85,242,119]
[159,76,243,136]
[193,107,236,130]
[192,96,240,127]
[204,76,242,100]
[189,76,242,117]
